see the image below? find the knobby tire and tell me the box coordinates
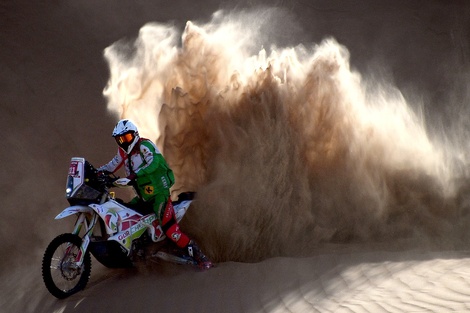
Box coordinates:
[42,233,91,299]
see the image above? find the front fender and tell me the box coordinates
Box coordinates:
[55,205,93,219]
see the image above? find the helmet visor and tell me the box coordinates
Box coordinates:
[115,132,135,146]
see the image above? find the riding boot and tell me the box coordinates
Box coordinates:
[187,240,213,269]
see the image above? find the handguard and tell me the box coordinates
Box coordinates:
[114,177,132,187]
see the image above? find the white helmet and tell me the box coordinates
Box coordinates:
[112,119,140,154]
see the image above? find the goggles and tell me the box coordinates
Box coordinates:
[115,132,134,145]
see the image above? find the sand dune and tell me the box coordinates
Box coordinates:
[6,246,470,312]
[2,1,470,312]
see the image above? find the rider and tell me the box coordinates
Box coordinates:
[98,119,212,269]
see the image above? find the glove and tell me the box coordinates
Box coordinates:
[114,177,132,187]
[97,166,108,172]
[97,170,110,176]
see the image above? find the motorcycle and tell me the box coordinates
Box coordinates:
[42,157,198,299]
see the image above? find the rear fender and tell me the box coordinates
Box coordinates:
[173,200,192,223]
[55,205,93,219]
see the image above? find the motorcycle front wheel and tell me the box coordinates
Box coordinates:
[42,233,91,299]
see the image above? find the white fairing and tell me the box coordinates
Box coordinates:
[66,157,101,201]
[66,157,85,198]
[89,199,143,234]
[55,205,93,219]
[56,197,191,237]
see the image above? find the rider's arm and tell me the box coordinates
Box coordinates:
[98,149,124,173]
[134,140,164,176]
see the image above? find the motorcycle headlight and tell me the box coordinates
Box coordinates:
[65,176,74,197]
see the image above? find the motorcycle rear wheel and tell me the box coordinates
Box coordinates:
[42,233,91,299]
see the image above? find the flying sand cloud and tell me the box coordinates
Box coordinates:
[102,10,462,262]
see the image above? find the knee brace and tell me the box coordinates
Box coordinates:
[164,223,190,248]
[161,202,190,248]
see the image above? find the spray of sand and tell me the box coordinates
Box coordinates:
[102,10,466,262]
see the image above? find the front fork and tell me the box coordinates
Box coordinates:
[70,212,98,267]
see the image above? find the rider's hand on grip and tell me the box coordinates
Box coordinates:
[97,170,110,178]
[114,177,132,187]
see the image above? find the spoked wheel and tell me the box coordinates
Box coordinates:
[42,233,91,299]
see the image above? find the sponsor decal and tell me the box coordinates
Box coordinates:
[144,185,154,195]
[129,215,156,233]
[164,206,172,219]
[131,222,144,234]
[161,177,168,189]
[143,215,156,223]
[118,230,130,241]
[105,211,119,232]
[68,161,79,177]
[171,232,181,241]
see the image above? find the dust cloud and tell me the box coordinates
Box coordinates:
[102,10,469,262]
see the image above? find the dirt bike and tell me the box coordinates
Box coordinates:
[42,157,198,299]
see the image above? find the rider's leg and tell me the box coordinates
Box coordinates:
[157,197,190,248]
[186,240,213,269]
[154,196,213,268]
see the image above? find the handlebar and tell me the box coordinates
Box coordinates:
[97,171,120,188]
